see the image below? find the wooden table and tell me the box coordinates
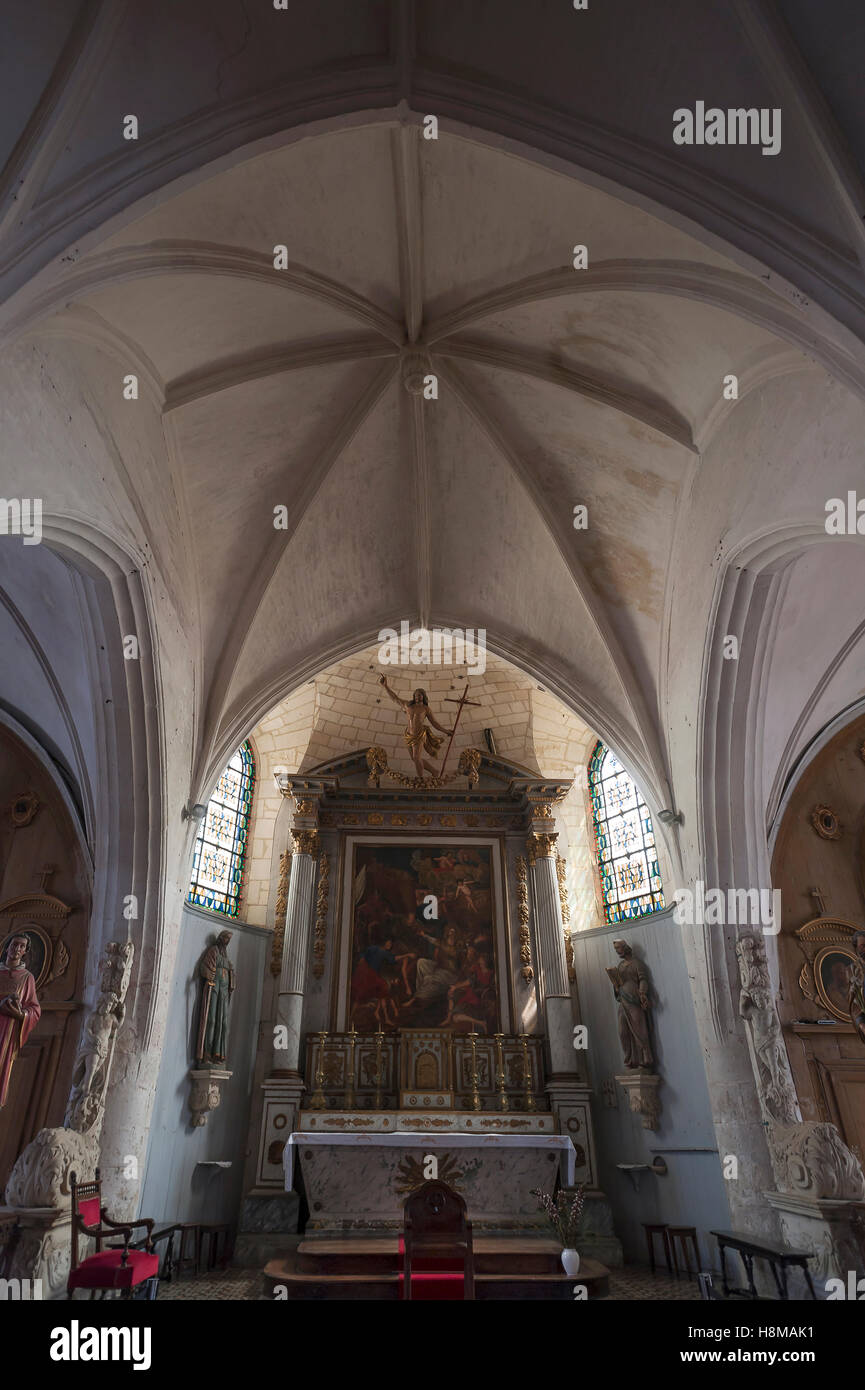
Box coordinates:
[710,1229,817,1300]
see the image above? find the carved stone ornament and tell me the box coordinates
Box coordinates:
[293,798,316,818]
[810,804,842,840]
[189,1068,232,1127]
[65,941,134,1132]
[770,1120,865,1201]
[614,1072,661,1130]
[5,1126,99,1207]
[3,939,134,1280]
[736,935,799,1125]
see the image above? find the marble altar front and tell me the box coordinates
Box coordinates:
[285,1131,575,1235]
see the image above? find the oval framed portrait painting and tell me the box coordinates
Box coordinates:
[0,924,51,989]
[814,944,860,1022]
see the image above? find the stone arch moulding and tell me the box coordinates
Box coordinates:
[38,520,167,1049]
[697,523,863,1041]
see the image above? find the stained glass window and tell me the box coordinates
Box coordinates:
[588,740,665,924]
[187,742,254,917]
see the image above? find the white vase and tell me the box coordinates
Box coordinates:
[561,1248,581,1277]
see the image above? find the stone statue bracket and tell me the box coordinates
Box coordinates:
[614,1072,662,1131]
[188,1067,232,1127]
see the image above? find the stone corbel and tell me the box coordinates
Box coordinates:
[615,1072,662,1130]
[188,1068,232,1127]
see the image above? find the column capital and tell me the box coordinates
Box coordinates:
[526,830,558,862]
[291,828,319,856]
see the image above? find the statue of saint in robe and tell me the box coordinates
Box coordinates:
[0,933,42,1107]
[195,930,235,1066]
[606,938,653,1069]
[379,676,454,780]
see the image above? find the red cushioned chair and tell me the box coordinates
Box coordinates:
[68,1168,159,1300]
[401,1179,474,1300]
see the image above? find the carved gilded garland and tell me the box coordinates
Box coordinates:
[270,850,292,976]
[515,854,533,982]
[365,745,481,789]
[312,852,330,978]
[556,852,576,983]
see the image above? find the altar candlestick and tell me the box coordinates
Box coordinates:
[519,1033,536,1112]
[345,1025,357,1110]
[310,1031,328,1110]
[468,1031,482,1112]
[374,1028,384,1111]
[494,1033,508,1112]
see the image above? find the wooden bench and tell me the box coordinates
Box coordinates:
[710,1229,817,1300]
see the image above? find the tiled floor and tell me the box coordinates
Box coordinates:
[157,1265,702,1300]
[607,1267,702,1300]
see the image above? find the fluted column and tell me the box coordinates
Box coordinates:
[527,831,573,1077]
[273,828,318,1074]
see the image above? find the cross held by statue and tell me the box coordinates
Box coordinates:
[440,684,481,777]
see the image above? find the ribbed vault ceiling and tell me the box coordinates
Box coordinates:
[11,119,829,803]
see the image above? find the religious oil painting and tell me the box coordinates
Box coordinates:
[349,844,499,1034]
[0,926,49,989]
[815,946,861,1022]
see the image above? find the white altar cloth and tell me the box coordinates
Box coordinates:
[284,1130,575,1189]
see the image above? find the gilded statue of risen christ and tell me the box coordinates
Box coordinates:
[379,676,454,780]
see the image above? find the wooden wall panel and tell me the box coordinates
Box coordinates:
[772,712,865,1162]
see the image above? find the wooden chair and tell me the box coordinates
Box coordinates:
[68,1168,159,1299]
[642,1222,672,1275]
[402,1179,474,1300]
[668,1225,701,1279]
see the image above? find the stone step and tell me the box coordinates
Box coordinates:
[296,1235,565,1275]
[263,1252,609,1300]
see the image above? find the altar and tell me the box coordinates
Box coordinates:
[239,741,620,1273]
[285,1131,576,1235]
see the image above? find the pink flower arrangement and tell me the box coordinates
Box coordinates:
[530,1184,585,1247]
